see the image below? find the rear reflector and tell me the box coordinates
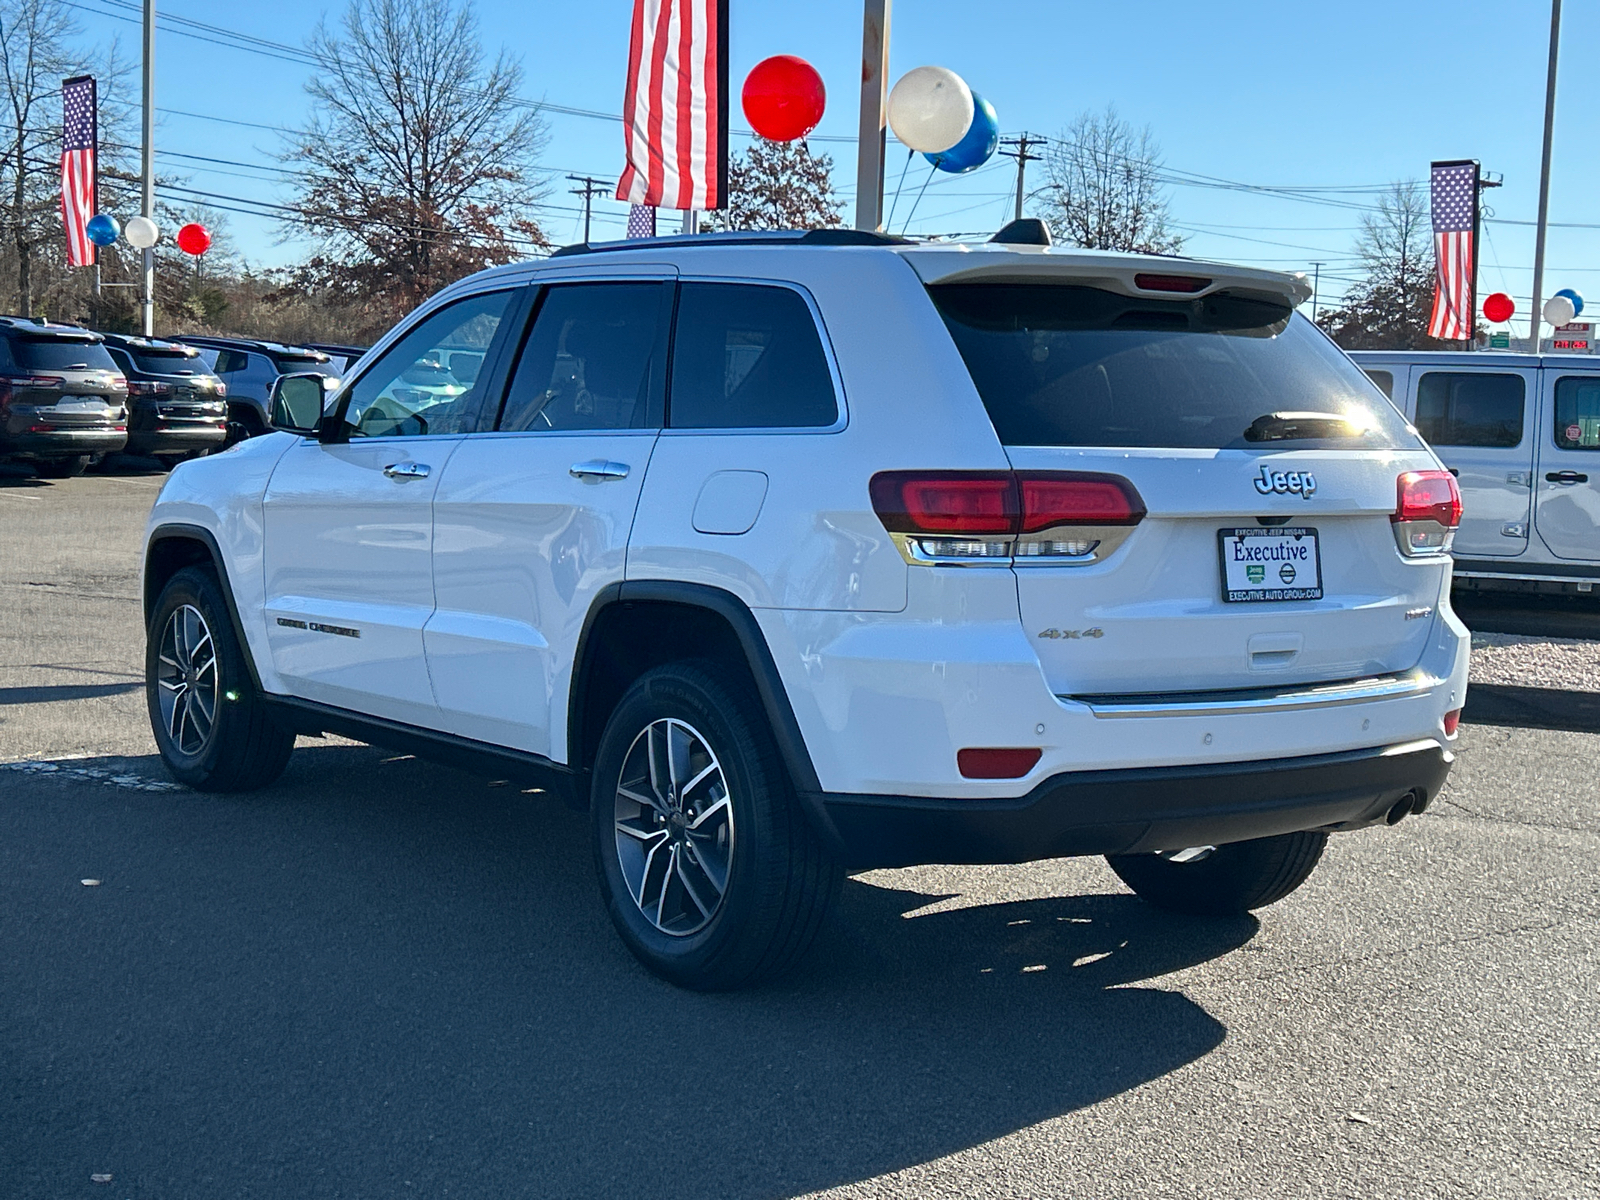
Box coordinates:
[957,747,1042,779]
[1443,709,1461,737]
[1133,273,1211,294]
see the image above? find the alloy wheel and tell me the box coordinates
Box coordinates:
[155,603,219,757]
[613,717,735,936]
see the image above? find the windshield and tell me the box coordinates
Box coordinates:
[930,283,1418,450]
[14,338,119,372]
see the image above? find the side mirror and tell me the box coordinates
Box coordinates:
[269,372,340,434]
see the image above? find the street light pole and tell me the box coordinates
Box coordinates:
[854,0,891,231]
[140,0,155,336]
[1528,0,1561,353]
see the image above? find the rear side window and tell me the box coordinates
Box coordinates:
[212,349,249,376]
[1415,372,1524,447]
[13,338,118,371]
[498,283,665,432]
[1553,375,1600,450]
[1363,369,1394,398]
[931,284,1415,450]
[668,283,837,429]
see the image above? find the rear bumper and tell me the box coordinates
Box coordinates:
[125,424,226,455]
[803,739,1452,869]
[1,428,127,457]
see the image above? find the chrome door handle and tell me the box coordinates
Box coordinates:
[383,461,431,480]
[569,460,630,481]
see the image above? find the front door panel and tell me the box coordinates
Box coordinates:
[262,437,461,723]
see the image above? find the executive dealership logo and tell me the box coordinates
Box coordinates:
[1253,463,1317,499]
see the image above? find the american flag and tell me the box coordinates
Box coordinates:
[60,75,97,268]
[1427,160,1478,341]
[615,0,728,212]
[625,204,657,238]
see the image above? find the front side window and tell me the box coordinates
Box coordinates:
[1553,375,1600,450]
[1415,372,1524,448]
[497,282,666,432]
[668,283,838,429]
[337,291,512,439]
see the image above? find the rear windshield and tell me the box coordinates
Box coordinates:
[126,348,208,375]
[13,338,119,372]
[930,283,1418,450]
[275,354,327,371]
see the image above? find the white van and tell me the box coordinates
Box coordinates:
[1349,351,1600,593]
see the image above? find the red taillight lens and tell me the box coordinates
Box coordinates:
[871,474,1016,534]
[1443,709,1461,737]
[1018,475,1145,531]
[1395,470,1462,528]
[957,747,1042,779]
[1133,273,1211,293]
[126,380,172,396]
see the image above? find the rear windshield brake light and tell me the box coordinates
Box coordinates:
[1133,273,1211,293]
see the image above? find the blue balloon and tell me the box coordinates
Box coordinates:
[1555,287,1585,317]
[923,90,999,175]
[85,213,120,247]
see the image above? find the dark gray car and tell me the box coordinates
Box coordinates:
[175,335,336,444]
[0,318,128,477]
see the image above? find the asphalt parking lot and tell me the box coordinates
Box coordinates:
[3,465,1597,1199]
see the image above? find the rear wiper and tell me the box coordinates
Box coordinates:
[1244,411,1365,442]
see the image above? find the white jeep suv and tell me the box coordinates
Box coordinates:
[141,226,1469,990]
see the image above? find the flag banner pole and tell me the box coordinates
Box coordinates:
[1426,160,1478,342]
[60,75,97,271]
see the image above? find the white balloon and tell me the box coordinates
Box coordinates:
[1543,294,1577,327]
[124,214,160,250]
[887,66,974,155]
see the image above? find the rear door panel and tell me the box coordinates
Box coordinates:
[1534,367,1600,561]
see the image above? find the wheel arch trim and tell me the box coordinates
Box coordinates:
[144,522,264,693]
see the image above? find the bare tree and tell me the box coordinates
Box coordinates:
[703,138,840,232]
[1041,105,1182,255]
[282,0,549,329]
[1316,181,1452,350]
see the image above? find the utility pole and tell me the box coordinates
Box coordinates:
[998,133,1043,223]
[1474,171,1502,349]
[1528,0,1561,353]
[1309,262,1323,324]
[566,174,613,244]
[140,0,155,336]
[854,0,891,231]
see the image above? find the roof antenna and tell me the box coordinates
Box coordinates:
[990,218,1051,246]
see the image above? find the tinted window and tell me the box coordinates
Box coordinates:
[338,290,513,438]
[1553,375,1600,450]
[669,283,837,429]
[1363,369,1394,398]
[212,349,250,376]
[1415,372,1524,448]
[274,354,328,372]
[13,338,118,371]
[125,348,206,375]
[931,285,1415,450]
[498,283,664,432]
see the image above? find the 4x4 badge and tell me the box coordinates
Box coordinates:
[1253,463,1317,498]
[1037,627,1104,640]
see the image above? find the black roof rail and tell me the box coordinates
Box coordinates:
[549,227,911,258]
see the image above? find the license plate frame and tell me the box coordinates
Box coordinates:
[1218,526,1323,602]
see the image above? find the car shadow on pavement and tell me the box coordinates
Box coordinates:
[0,681,143,706]
[1463,682,1600,735]
[2,743,1254,1200]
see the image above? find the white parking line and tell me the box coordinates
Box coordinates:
[1,758,182,792]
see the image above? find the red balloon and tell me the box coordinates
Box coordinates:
[1484,292,1515,323]
[176,222,211,256]
[741,55,825,142]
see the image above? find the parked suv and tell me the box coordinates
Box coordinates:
[99,334,227,465]
[142,228,1469,990]
[1351,350,1600,594]
[175,335,335,444]
[0,317,127,476]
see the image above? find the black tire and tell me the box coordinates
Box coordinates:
[1106,831,1329,916]
[36,455,89,478]
[145,565,295,792]
[223,405,265,448]
[591,661,841,991]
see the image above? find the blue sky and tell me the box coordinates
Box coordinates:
[71,0,1599,336]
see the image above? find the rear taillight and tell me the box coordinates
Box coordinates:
[126,380,173,396]
[870,471,1146,565]
[1392,470,1462,557]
